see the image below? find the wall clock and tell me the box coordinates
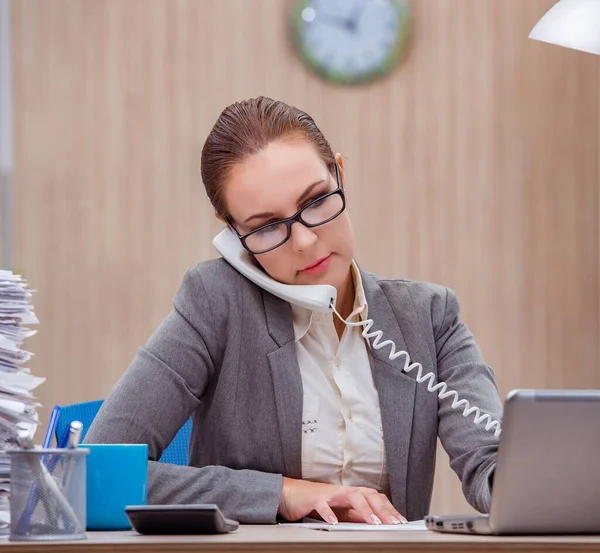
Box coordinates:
[290,0,411,85]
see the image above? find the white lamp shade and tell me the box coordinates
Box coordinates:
[529,0,600,55]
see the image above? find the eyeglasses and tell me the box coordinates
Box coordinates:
[228,163,346,255]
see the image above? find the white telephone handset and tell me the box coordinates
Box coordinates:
[213,228,336,312]
[213,228,502,437]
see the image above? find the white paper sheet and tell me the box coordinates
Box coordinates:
[281,519,428,531]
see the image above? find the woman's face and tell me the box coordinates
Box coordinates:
[223,138,355,292]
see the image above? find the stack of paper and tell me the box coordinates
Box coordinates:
[0,270,45,533]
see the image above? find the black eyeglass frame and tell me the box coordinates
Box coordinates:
[227,163,346,255]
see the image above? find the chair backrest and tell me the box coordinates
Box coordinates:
[55,400,192,466]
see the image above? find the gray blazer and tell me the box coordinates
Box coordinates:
[85,258,503,523]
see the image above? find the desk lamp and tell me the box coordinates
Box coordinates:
[529,0,600,55]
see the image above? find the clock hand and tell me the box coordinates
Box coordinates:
[346,0,366,33]
[314,10,352,31]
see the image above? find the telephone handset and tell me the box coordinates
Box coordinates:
[213,229,336,312]
[213,229,502,437]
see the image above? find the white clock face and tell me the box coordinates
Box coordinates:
[296,0,404,81]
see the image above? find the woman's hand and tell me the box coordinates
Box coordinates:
[278,477,407,525]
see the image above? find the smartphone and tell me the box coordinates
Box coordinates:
[125,504,239,534]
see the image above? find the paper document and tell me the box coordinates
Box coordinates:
[0,270,45,534]
[282,519,428,531]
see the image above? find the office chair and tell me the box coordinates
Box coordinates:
[55,399,192,466]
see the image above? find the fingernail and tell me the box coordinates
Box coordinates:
[401,517,408,524]
[388,515,401,525]
[328,515,338,525]
[370,513,382,525]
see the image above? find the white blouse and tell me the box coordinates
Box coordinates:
[290,261,390,495]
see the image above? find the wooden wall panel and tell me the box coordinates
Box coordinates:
[11,0,599,515]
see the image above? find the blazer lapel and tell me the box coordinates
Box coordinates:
[361,269,417,514]
[259,272,422,500]
[263,290,303,479]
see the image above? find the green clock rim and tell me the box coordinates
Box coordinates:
[290,0,411,85]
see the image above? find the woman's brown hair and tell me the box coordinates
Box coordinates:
[201,96,336,218]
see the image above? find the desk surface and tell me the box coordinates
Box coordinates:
[3,525,600,553]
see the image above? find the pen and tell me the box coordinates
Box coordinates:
[14,431,41,534]
[44,419,75,474]
[13,431,61,535]
[53,421,85,532]
[66,421,83,449]
[15,407,62,534]
[43,406,61,448]
[38,458,83,534]
[61,421,83,490]
[16,430,34,450]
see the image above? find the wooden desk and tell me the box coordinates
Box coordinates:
[3,525,600,553]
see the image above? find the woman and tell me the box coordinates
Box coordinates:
[85,96,503,525]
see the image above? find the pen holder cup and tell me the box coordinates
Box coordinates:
[8,448,89,541]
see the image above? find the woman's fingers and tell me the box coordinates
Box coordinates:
[330,508,363,523]
[277,477,407,525]
[346,489,383,524]
[314,501,338,525]
[363,491,407,524]
[333,487,408,525]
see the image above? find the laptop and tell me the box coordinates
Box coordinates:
[425,389,600,535]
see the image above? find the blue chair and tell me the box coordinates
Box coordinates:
[55,400,192,466]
